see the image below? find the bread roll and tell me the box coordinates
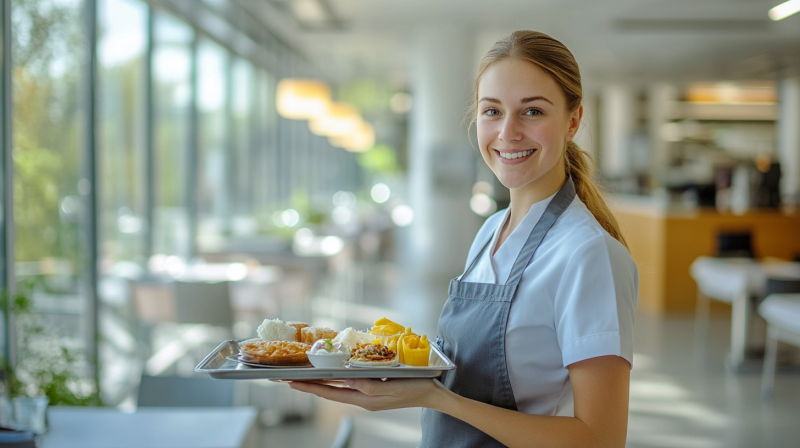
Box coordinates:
[287,321,309,342]
[300,326,338,345]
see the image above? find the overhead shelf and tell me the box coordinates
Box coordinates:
[669,102,777,121]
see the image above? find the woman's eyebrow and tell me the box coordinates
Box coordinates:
[521,95,553,105]
[478,96,554,105]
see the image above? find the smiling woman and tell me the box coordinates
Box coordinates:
[288,30,638,448]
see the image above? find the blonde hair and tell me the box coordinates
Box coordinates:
[471,30,628,248]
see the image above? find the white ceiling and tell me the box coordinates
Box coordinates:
[253,0,800,88]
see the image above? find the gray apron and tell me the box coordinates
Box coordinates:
[419,177,576,448]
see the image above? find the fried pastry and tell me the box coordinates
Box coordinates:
[286,321,309,342]
[239,340,311,366]
[300,326,338,345]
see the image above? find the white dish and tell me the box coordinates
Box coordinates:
[227,355,312,369]
[347,362,401,368]
[306,351,350,368]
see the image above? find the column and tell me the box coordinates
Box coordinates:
[572,93,596,159]
[600,84,636,178]
[777,77,800,206]
[648,83,677,192]
[400,24,481,333]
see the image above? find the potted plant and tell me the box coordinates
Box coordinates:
[0,283,101,431]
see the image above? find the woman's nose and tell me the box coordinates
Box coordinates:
[498,116,523,141]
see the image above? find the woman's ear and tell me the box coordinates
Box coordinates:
[565,104,583,141]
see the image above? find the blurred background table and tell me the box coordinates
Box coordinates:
[39,406,258,448]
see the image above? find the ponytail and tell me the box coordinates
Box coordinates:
[565,141,628,249]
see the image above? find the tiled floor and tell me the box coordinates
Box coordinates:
[257,264,800,447]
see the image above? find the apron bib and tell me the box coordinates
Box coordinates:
[419,177,576,448]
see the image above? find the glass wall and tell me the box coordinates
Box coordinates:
[2,0,369,403]
[231,58,254,234]
[98,0,147,267]
[96,0,148,403]
[10,0,91,397]
[152,10,193,259]
[196,38,229,251]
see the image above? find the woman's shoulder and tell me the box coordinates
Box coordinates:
[552,199,635,268]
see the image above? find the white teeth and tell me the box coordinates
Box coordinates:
[499,149,534,160]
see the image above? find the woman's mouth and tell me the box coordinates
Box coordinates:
[495,148,536,163]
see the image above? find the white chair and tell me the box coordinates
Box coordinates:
[690,257,755,368]
[759,281,800,399]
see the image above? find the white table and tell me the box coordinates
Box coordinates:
[39,407,258,448]
[691,257,800,369]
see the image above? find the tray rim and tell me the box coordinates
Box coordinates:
[195,339,456,380]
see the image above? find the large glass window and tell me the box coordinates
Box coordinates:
[253,69,273,219]
[11,0,91,397]
[97,0,147,403]
[97,0,146,267]
[196,38,229,251]
[230,58,253,235]
[153,11,193,258]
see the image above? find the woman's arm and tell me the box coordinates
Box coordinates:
[289,354,630,448]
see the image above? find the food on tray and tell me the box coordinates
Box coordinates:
[308,339,347,355]
[369,317,406,336]
[369,318,419,352]
[306,340,351,368]
[348,342,399,367]
[239,340,312,366]
[332,327,373,350]
[287,321,309,342]
[257,318,298,342]
[300,326,338,345]
[243,316,429,368]
[400,334,430,366]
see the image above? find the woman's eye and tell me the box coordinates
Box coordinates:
[483,108,500,116]
[524,108,543,116]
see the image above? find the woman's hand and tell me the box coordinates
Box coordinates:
[287,377,448,411]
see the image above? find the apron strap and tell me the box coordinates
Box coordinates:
[505,177,576,286]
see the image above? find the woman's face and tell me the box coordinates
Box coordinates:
[476,58,581,193]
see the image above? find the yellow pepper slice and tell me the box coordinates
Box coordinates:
[369,317,406,336]
[402,334,430,366]
[370,324,405,336]
[397,333,419,364]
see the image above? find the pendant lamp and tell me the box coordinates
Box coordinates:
[309,103,362,137]
[329,122,375,152]
[276,79,331,120]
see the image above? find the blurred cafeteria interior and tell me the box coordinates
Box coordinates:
[1,0,800,447]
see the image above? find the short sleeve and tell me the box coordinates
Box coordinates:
[554,234,638,369]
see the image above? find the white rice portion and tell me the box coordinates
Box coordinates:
[257,318,298,342]
[332,327,373,350]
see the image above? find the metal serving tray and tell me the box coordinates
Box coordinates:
[195,340,456,380]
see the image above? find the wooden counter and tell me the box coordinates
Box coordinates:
[612,196,800,315]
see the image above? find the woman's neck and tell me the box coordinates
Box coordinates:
[494,165,567,254]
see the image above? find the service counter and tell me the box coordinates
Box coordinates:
[611,196,800,315]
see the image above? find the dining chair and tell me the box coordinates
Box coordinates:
[716,231,755,258]
[690,256,751,366]
[759,278,800,399]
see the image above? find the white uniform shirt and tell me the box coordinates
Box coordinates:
[460,192,638,416]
